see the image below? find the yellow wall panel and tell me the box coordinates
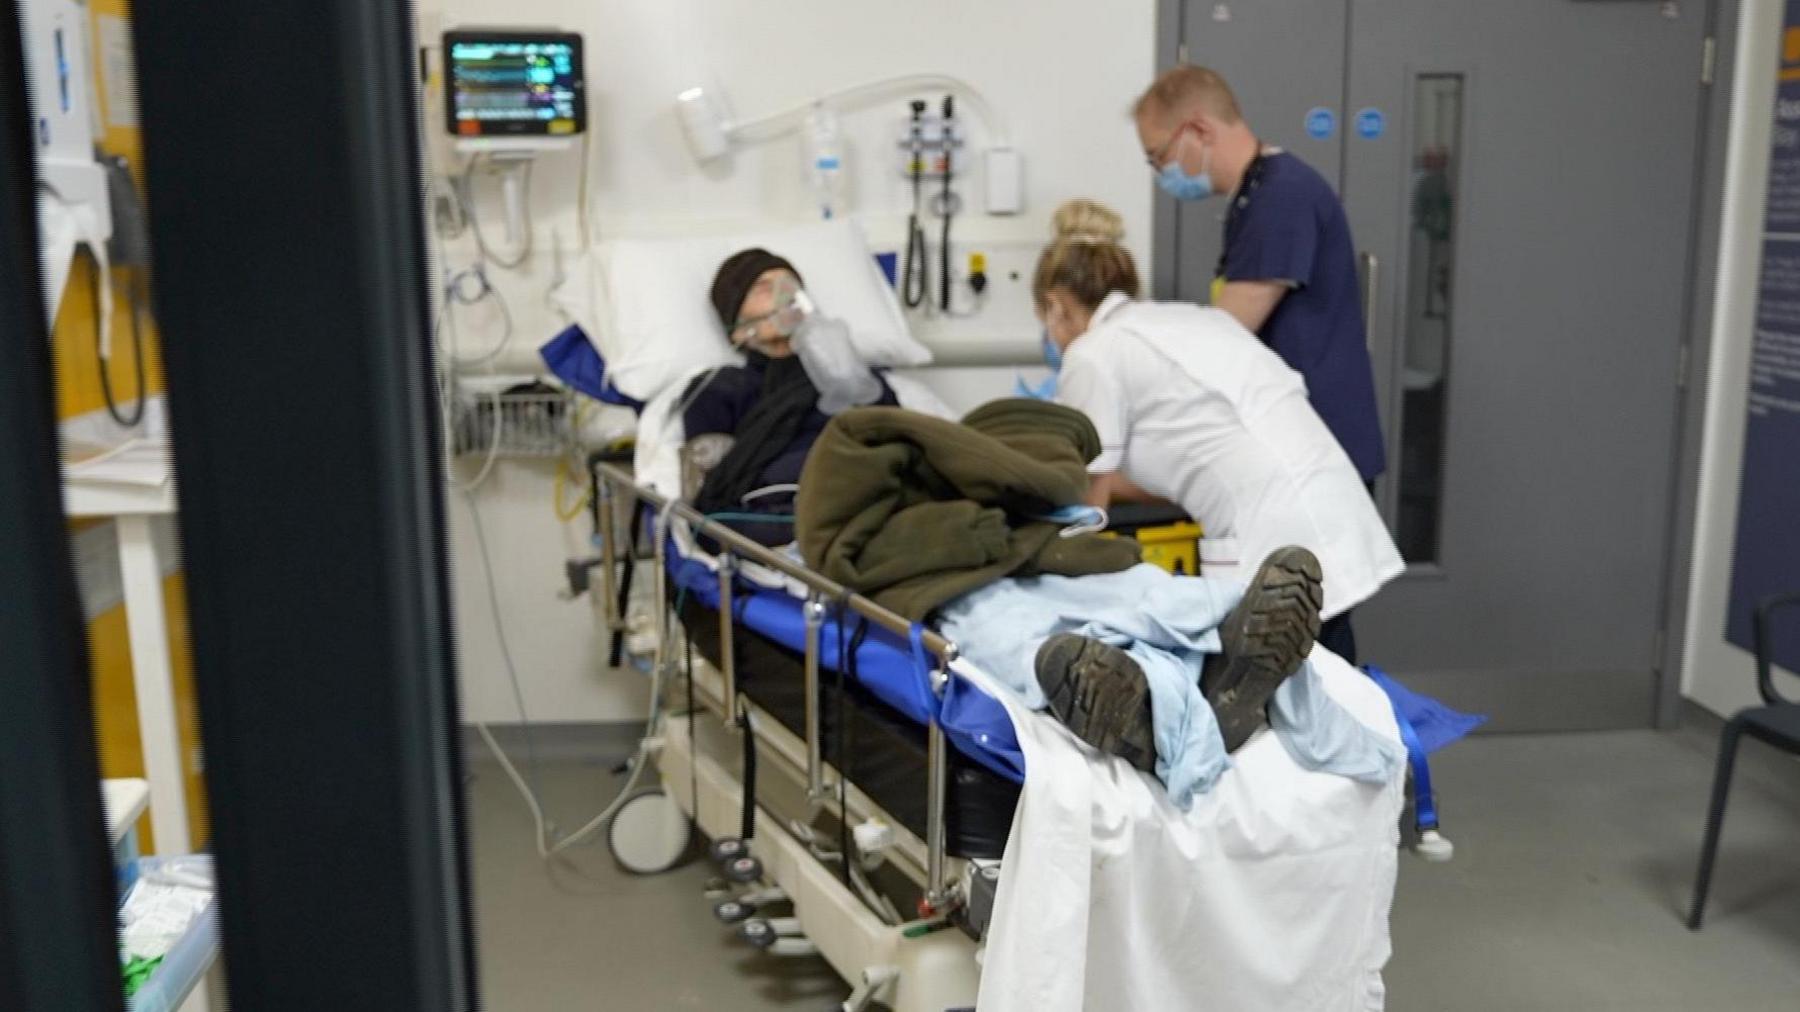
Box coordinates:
[88,601,144,778]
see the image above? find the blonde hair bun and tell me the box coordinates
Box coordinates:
[1033,199,1141,310]
[1051,199,1127,245]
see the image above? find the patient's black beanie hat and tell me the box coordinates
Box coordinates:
[710,248,801,328]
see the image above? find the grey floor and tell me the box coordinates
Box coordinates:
[467,717,1800,1011]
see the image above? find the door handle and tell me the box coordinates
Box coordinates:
[1359,251,1379,349]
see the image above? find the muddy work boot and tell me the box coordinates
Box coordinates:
[1035,634,1157,772]
[1202,546,1324,753]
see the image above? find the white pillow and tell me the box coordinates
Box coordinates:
[594,219,930,403]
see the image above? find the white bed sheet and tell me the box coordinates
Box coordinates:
[964,646,1403,1011]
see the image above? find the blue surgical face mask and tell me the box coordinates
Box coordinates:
[1041,329,1063,372]
[1016,328,1062,400]
[1155,140,1214,202]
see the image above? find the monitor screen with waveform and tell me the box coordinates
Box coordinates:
[444,31,585,138]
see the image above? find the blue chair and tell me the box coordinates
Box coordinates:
[1687,591,1800,930]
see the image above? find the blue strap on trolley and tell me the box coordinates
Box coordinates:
[1363,665,1485,861]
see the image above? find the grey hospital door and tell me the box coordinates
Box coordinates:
[1173,1,1711,727]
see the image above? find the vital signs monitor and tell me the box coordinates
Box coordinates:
[444,30,586,146]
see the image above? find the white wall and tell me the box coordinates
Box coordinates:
[1681,0,1797,717]
[425,0,1158,722]
[447,460,649,724]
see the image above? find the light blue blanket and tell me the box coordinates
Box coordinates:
[938,564,1404,809]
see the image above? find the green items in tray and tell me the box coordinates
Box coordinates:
[123,955,164,998]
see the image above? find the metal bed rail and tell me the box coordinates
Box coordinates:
[593,462,963,913]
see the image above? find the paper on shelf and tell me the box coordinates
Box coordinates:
[63,437,170,488]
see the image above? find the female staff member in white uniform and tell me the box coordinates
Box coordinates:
[1039,201,1402,658]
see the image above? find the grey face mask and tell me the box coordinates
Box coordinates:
[732,277,809,351]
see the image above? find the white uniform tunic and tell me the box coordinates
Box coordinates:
[1056,291,1403,619]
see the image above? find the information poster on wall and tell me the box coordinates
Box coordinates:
[1726,0,1800,671]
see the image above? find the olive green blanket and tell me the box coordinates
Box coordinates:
[796,399,1141,620]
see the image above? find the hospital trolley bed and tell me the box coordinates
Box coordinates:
[593,460,1004,1012]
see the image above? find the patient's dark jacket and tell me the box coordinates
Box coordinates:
[682,352,897,546]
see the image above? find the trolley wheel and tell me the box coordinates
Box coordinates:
[724,854,764,884]
[713,899,754,924]
[710,836,749,866]
[739,918,779,949]
[607,790,691,875]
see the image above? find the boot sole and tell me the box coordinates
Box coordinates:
[1206,546,1323,753]
[1035,634,1157,772]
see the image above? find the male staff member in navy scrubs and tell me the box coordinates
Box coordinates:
[1133,65,1387,663]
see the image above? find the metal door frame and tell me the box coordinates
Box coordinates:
[1153,0,1732,730]
[1656,0,1736,728]
[128,1,479,1007]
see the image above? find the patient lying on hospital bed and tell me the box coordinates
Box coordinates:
[678,248,899,547]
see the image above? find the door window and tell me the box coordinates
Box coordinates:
[1395,74,1464,564]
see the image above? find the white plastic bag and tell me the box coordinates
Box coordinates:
[794,314,881,415]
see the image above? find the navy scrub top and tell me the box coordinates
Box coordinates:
[1219,151,1388,483]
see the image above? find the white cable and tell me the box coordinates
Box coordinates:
[428,158,512,493]
[672,366,726,421]
[436,266,516,368]
[657,494,684,547]
[730,73,1008,146]
[454,386,506,493]
[542,134,596,329]
[849,862,903,926]
[431,264,508,492]
[475,722,656,860]
[740,484,799,504]
[464,483,668,859]
[647,364,731,457]
[434,281,507,493]
[576,130,595,251]
[545,237,568,324]
[463,487,543,777]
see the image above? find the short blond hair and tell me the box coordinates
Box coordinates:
[1134,64,1243,124]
